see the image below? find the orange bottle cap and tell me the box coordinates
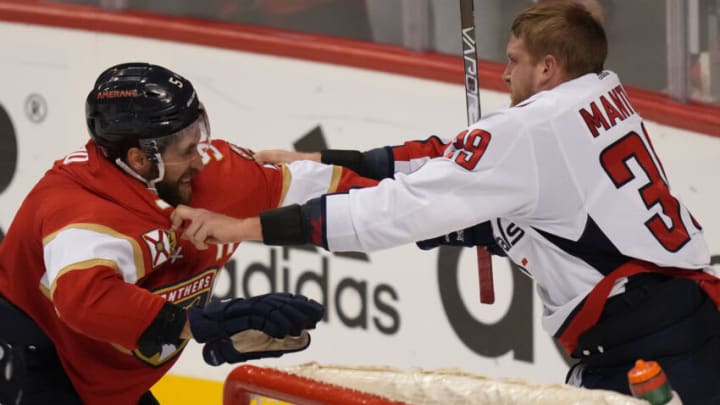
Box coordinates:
[627,359,663,384]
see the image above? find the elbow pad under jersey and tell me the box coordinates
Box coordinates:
[136,302,186,358]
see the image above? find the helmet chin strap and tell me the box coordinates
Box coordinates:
[115,153,166,194]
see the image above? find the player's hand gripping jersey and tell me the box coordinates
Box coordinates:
[307,71,711,343]
[0,139,375,404]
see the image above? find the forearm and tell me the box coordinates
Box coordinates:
[172,206,263,249]
[254,150,321,164]
[53,268,167,350]
[238,217,263,241]
[301,152,321,162]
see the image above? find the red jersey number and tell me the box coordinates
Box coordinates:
[600,129,690,252]
[452,129,492,171]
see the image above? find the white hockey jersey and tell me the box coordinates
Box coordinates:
[320,71,710,336]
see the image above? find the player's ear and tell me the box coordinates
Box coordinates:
[538,54,563,88]
[541,54,557,74]
[126,147,153,175]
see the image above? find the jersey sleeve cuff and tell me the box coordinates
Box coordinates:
[260,205,309,245]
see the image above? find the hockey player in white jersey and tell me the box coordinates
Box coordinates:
[171,3,720,404]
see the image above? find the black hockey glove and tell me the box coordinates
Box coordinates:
[187,293,324,366]
[0,338,24,405]
[416,221,506,256]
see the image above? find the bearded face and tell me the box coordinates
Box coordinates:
[155,166,201,206]
[154,120,207,206]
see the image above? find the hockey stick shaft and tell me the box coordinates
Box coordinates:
[459,0,495,304]
[460,0,481,122]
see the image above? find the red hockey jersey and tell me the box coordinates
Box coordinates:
[0,139,375,404]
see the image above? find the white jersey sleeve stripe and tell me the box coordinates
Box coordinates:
[280,160,345,206]
[42,226,144,291]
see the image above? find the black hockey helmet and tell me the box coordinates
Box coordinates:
[85,62,203,161]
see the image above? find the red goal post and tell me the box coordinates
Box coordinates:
[223,364,405,405]
[223,363,646,405]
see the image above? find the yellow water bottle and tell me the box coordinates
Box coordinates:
[627,359,682,405]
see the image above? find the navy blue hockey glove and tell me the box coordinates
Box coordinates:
[187,293,324,366]
[416,221,506,256]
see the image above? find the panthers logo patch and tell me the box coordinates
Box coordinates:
[142,229,180,268]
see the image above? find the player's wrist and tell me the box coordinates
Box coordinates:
[303,152,321,162]
[238,217,263,241]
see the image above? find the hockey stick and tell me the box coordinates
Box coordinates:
[459,0,495,304]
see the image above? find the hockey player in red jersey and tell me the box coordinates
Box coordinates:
[171,4,720,404]
[0,62,377,405]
